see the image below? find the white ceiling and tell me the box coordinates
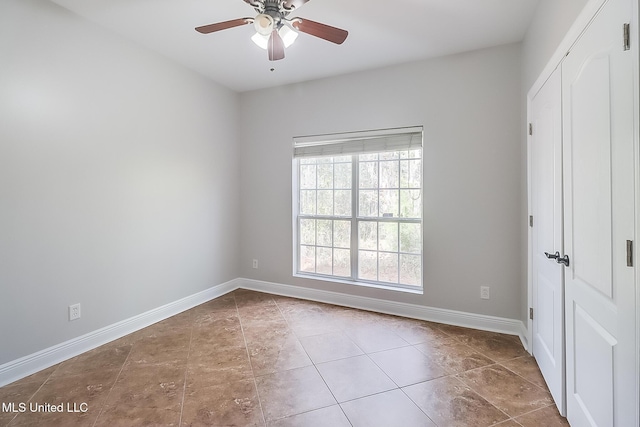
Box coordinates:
[50,0,539,92]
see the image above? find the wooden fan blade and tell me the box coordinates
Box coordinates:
[268,30,285,61]
[195,18,252,34]
[283,0,311,10]
[291,18,348,44]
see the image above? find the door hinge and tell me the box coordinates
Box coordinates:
[528,123,533,136]
[529,307,534,320]
[627,240,634,267]
[529,215,534,228]
[624,23,630,51]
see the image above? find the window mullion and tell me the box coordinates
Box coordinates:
[376,158,380,282]
[296,161,301,273]
[350,155,358,280]
[396,159,401,284]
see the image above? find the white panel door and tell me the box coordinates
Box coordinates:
[530,67,565,416]
[562,0,636,425]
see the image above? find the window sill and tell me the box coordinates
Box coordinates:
[293,273,424,295]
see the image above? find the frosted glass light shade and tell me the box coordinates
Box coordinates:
[254,14,274,36]
[280,26,298,47]
[251,32,269,49]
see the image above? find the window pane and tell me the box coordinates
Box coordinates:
[359,190,378,217]
[317,247,332,275]
[333,155,351,163]
[400,160,409,188]
[378,222,398,252]
[334,163,352,189]
[379,190,399,218]
[317,220,332,247]
[317,190,334,216]
[408,159,421,188]
[378,252,399,283]
[379,151,399,160]
[300,190,316,215]
[300,245,315,273]
[300,165,316,189]
[359,153,378,161]
[400,254,421,286]
[359,162,378,188]
[400,223,421,254]
[300,158,317,165]
[359,221,377,250]
[400,159,421,188]
[333,249,351,277]
[334,220,351,249]
[358,250,377,281]
[380,161,399,188]
[317,164,333,189]
[409,149,421,159]
[334,190,352,216]
[400,189,421,218]
[299,219,315,245]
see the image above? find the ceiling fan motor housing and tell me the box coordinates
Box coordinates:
[263,0,285,27]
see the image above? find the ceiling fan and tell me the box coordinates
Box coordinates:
[195,0,348,61]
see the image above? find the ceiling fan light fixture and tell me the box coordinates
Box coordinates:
[254,13,274,36]
[251,32,269,49]
[279,25,298,47]
[251,26,298,50]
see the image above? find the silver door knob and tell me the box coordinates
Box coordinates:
[556,254,570,267]
[544,251,560,260]
[544,251,570,267]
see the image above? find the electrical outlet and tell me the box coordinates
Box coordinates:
[69,303,81,321]
[252,259,258,269]
[480,286,490,300]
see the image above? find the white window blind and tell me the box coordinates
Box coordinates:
[293,126,423,158]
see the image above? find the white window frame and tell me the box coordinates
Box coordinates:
[292,126,424,293]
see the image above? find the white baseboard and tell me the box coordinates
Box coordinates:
[1,277,528,387]
[0,278,240,388]
[238,278,527,339]
[519,322,530,352]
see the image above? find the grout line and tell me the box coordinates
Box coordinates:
[273,295,354,427]
[177,312,194,427]
[452,370,541,423]
[8,364,60,425]
[448,374,512,423]
[396,384,438,426]
[497,359,553,394]
[234,292,268,426]
[488,418,525,427]
[507,403,561,423]
[90,342,135,427]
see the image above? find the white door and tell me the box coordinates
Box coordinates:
[530,67,565,416]
[562,0,636,425]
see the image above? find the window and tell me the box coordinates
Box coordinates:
[293,127,423,292]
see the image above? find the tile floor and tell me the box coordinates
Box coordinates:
[0,289,569,426]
